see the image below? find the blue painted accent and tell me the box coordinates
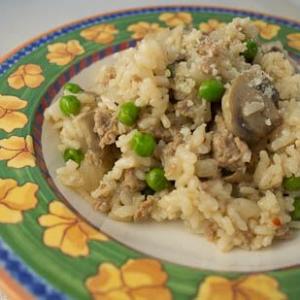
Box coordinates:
[74,61,81,73]
[0,240,68,299]
[86,55,93,66]
[0,5,300,299]
[53,80,61,93]
[129,40,137,48]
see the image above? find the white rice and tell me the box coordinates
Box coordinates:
[45,17,300,251]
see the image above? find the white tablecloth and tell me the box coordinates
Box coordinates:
[0,0,300,57]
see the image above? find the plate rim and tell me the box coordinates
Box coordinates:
[1,4,300,299]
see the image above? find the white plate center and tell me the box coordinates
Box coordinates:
[42,57,300,272]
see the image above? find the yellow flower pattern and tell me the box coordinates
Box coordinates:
[159,12,192,27]
[287,33,300,51]
[199,19,225,34]
[7,64,44,89]
[38,201,108,257]
[80,24,119,44]
[46,40,85,66]
[252,20,280,40]
[196,275,287,300]
[86,258,172,300]
[0,136,35,168]
[0,95,28,132]
[127,22,161,39]
[0,178,38,223]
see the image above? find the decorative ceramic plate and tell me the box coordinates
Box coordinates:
[1,5,300,300]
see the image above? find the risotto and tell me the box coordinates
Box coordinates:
[45,17,300,251]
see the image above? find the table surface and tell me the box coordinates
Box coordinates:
[0,0,300,57]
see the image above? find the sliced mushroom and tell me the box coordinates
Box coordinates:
[73,110,99,151]
[222,66,282,144]
[223,168,252,184]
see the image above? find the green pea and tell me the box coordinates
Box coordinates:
[291,197,300,221]
[63,82,83,94]
[63,148,84,165]
[59,95,81,116]
[242,39,258,63]
[283,176,300,191]
[146,167,169,192]
[118,102,140,126]
[198,79,225,102]
[131,131,156,157]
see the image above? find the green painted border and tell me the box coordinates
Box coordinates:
[0,8,300,300]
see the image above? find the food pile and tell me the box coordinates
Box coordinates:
[46,18,300,251]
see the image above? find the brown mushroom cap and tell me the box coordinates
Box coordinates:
[222,66,282,144]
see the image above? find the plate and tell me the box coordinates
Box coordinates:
[1,5,300,300]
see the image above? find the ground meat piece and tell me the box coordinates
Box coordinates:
[122,168,145,191]
[212,115,251,170]
[95,168,145,213]
[213,133,250,169]
[94,199,111,213]
[95,181,113,198]
[133,198,154,221]
[243,230,255,243]
[175,98,211,125]
[223,169,251,183]
[153,125,173,142]
[153,112,190,144]
[175,99,194,116]
[161,134,183,165]
[275,225,291,239]
[93,180,115,213]
[202,220,217,241]
[94,106,119,148]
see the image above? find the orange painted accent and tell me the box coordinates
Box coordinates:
[0,267,35,300]
[1,5,300,64]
